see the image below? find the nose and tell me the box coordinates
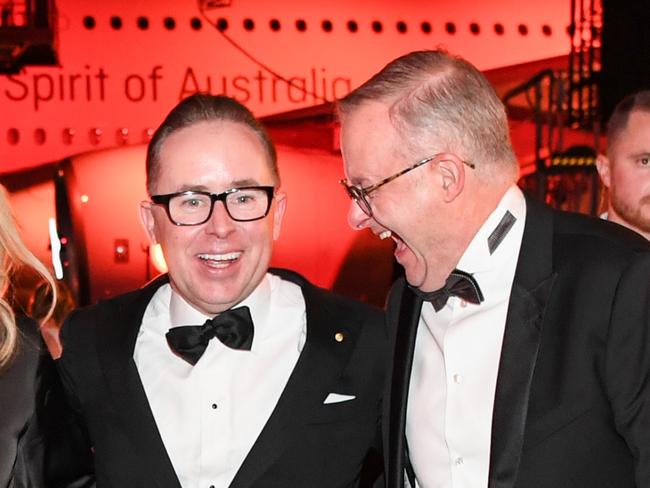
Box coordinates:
[347,201,371,231]
[204,201,236,237]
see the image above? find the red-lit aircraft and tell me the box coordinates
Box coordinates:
[1,0,577,304]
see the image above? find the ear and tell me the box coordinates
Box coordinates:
[139,201,159,244]
[272,191,287,241]
[436,154,466,203]
[596,154,611,189]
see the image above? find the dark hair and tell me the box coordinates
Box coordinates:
[146,94,278,195]
[337,50,517,176]
[607,90,650,152]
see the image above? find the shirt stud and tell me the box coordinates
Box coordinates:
[335,332,345,342]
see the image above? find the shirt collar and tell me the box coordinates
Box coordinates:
[456,184,526,274]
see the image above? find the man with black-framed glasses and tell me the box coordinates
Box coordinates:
[338,50,650,488]
[57,94,387,488]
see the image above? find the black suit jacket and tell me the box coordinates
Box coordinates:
[384,196,650,488]
[58,268,387,488]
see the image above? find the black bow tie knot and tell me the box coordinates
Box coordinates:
[166,306,254,365]
[411,269,484,312]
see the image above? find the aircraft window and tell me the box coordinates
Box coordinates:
[62,128,74,145]
[421,21,432,34]
[396,21,407,33]
[137,16,149,30]
[270,18,281,31]
[322,19,333,32]
[110,16,122,30]
[518,24,529,35]
[90,128,102,145]
[144,128,154,143]
[191,17,202,30]
[371,21,382,33]
[445,22,456,34]
[117,128,129,145]
[347,20,358,33]
[83,16,96,30]
[494,23,505,35]
[7,128,19,145]
[470,22,480,35]
[542,24,552,36]
[34,128,46,145]
[243,18,255,31]
[163,17,176,30]
[296,19,306,32]
[216,18,228,31]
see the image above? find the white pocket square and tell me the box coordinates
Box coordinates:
[323,393,356,404]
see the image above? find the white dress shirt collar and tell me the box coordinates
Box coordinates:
[457,185,526,275]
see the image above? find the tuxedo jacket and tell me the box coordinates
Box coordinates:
[384,196,650,488]
[58,268,387,488]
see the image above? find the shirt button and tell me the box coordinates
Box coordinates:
[455,457,464,466]
[453,373,463,384]
[211,403,218,410]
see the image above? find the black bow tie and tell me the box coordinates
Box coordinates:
[411,269,484,312]
[166,306,254,365]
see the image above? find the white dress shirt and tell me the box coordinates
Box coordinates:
[406,185,526,488]
[133,273,306,488]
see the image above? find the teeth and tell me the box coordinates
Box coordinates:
[198,252,241,262]
[379,230,392,240]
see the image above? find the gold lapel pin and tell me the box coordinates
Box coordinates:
[334,332,345,343]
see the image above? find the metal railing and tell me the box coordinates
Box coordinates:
[567,0,602,129]
[503,68,601,214]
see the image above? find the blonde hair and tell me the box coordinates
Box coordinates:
[0,184,56,370]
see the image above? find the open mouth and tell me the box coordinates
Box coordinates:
[375,228,407,255]
[197,252,242,268]
[388,232,408,258]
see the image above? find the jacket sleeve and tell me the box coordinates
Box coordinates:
[43,313,97,487]
[605,253,650,486]
[13,329,95,488]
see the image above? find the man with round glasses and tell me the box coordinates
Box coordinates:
[338,50,650,487]
[58,94,387,487]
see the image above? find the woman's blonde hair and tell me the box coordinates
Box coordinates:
[0,184,56,370]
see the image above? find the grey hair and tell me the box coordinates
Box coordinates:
[338,50,517,178]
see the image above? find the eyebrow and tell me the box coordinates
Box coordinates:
[231,178,260,187]
[174,179,262,193]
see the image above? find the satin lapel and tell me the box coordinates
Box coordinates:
[229,278,361,488]
[96,276,181,488]
[489,197,557,488]
[385,281,423,488]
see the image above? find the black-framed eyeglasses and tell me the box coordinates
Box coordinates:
[150,186,275,225]
[339,153,475,217]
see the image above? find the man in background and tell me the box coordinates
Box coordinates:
[597,90,650,240]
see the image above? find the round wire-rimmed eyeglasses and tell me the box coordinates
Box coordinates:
[339,153,475,217]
